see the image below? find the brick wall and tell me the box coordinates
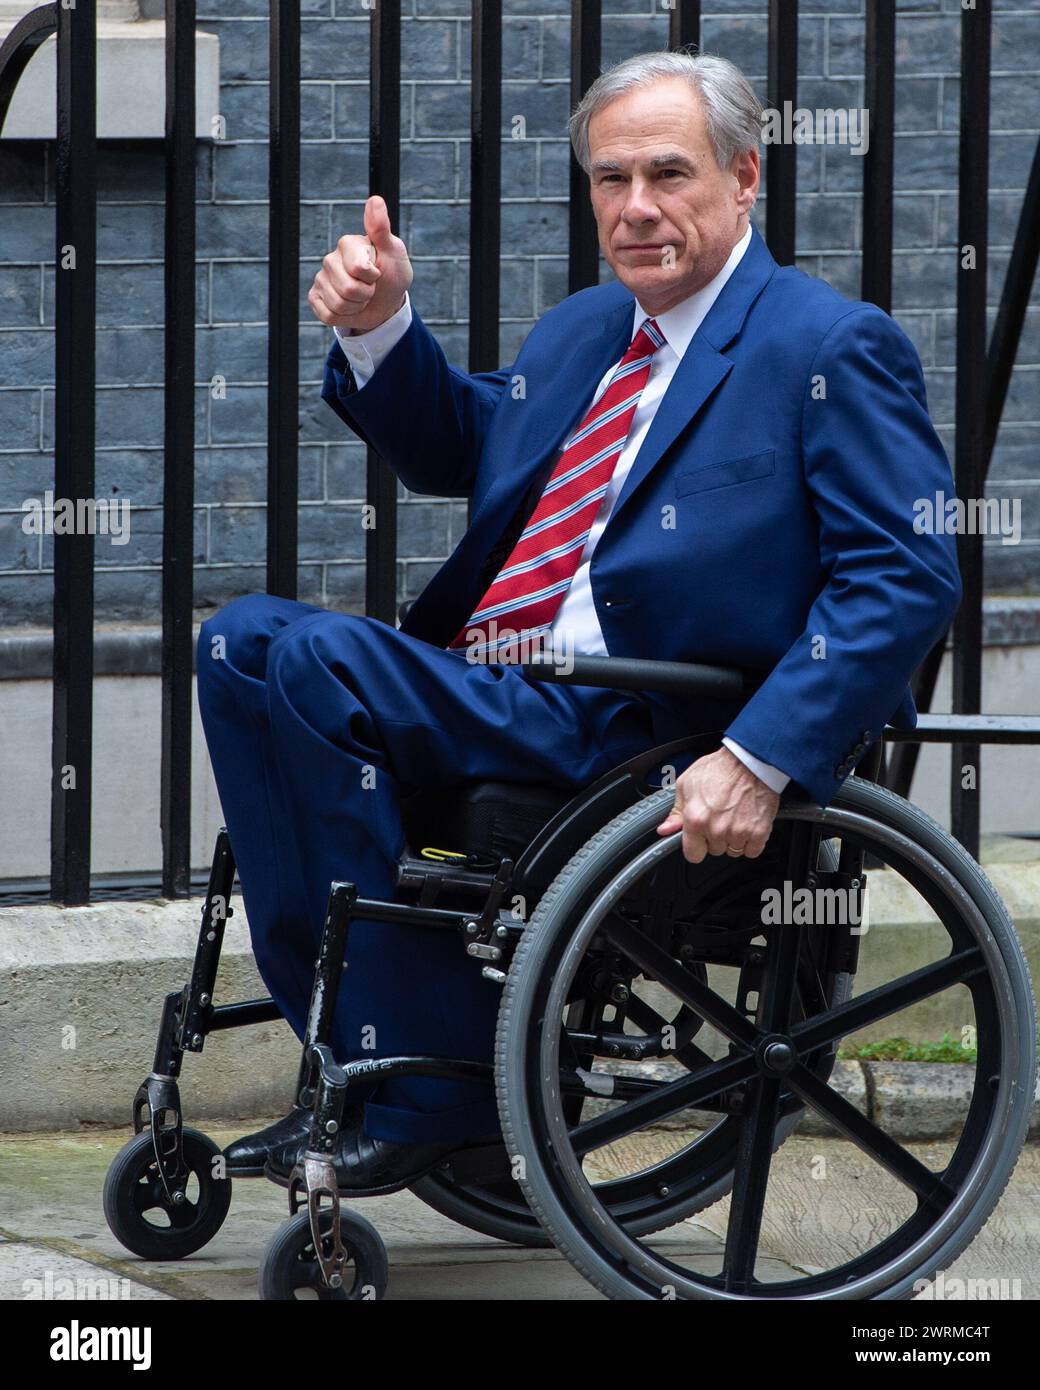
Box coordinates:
[1,0,1038,627]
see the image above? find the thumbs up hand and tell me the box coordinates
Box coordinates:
[308,194,414,334]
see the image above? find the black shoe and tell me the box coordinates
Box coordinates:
[223,1107,313,1177]
[264,1124,500,1196]
[261,1101,366,1180]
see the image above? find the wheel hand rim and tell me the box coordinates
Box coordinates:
[535,799,1020,1300]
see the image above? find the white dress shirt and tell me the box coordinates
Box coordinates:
[331,224,789,793]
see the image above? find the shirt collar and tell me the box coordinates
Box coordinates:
[633,222,753,361]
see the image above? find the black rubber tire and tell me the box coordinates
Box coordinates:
[258,1209,389,1300]
[409,1170,550,1247]
[497,779,1037,1300]
[103,1127,233,1260]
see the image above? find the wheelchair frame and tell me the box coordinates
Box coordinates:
[105,654,1035,1300]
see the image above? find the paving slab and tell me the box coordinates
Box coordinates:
[1,1122,1035,1300]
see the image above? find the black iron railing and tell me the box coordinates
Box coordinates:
[0,0,1037,904]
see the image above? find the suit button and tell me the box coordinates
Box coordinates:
[834,764,847,779]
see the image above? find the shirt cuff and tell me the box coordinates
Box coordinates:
[332,290,412,389]
[722,737,791,794]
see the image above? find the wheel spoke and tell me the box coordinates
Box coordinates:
[790,949,985,1053]
[721,1075,783,1292]
[602,915,759,1050]
[167,1195,201,1229]
[570,1049,757,1156]
[624,994,668,1034]
[131,1175,162,1217]
[786,1063,956,1211]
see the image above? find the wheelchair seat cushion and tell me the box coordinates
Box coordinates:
[400,780,572,862]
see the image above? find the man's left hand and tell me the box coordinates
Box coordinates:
[656,747,780,863]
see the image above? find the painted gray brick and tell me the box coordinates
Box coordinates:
[500,80,572,139]
[326,443,367,500]
[0,571,51,621]
[323,560,365,608]
[895,77,944,134]
[0,511,40,571]
[213,142,277,202]
[298,141,369,202]
[209,385,268,444]
[944,74,1040,134]
[403,17,459,79]
[0,205,54,263]
[212,261,268,323]
[95,450,165,508]
[797,195,860,252]
[936,191,1034,250]
[300,19,370,81]
[990,426,1040,484]
[893,194,939,250]
[333,82,371,139]
[97,205,165,261]
[402,142,457,199]
[404,200,471,257]
[536,256,569,314]
[0,451,54,508]
[501,199,569,257]
[94,328,165,387]
[0,389,42,452]
[196,325,271,383]
[0,330,53,388]
[396,499,451,555]
[990,12,1040,74]
[986,545,1040,596]
[0,143,46,203]
[0,267,41,327]
[298,502,366,561]
[206,503,268,566]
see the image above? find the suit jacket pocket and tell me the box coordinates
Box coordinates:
[674,448,776,497]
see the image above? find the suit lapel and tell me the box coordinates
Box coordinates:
[466,295,637,538]
[607,223,779,525]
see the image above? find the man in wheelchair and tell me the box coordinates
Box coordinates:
[196,52,961,1196]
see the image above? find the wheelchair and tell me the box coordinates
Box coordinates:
[102,654,1037,1300]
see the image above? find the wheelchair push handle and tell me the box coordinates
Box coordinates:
[519,653,762,701]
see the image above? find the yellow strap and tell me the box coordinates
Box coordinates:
[419,845,469,863]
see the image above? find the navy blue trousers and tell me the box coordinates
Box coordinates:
[195,593,658,1144]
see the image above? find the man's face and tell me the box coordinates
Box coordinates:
[587,78,760,315]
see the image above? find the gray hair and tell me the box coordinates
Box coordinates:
[569,49,763,176]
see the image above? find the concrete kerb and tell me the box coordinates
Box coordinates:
[1,867,1037,1140]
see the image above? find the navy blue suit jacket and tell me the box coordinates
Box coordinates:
[321,222,962,807]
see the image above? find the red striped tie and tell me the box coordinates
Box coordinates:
[448,317,666,657]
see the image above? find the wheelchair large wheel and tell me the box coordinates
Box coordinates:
[497,778,1037,1299]
[414,841,849,1247]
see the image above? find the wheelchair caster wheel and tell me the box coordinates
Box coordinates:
[103,1127,232,1260]
[259,1209,389,1300]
